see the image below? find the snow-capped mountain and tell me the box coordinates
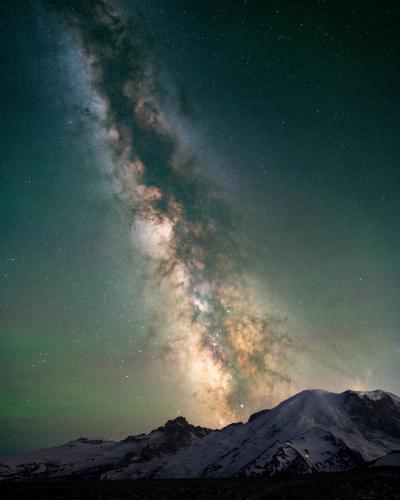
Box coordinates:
[1,389,400,481]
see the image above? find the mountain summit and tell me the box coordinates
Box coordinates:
[1,389,400,480]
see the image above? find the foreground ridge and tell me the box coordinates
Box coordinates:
[1,389,400,480]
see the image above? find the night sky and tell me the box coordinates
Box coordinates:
[1,0,399,454]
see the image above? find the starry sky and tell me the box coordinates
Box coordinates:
[1,0,399,454]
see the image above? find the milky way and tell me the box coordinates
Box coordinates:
[45,0,293,424]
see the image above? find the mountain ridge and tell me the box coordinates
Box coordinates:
[1,388,400,480]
